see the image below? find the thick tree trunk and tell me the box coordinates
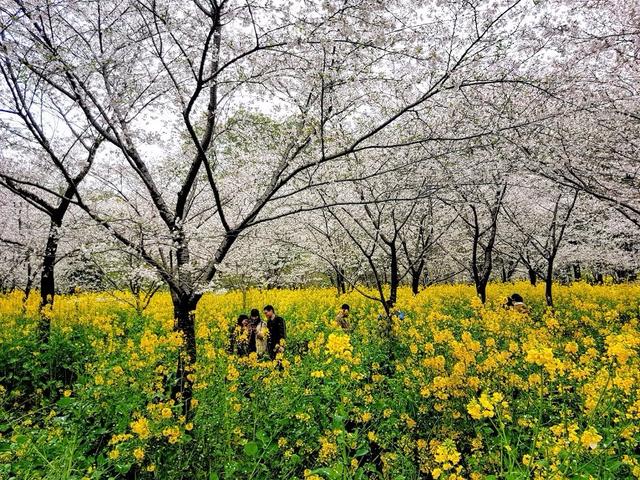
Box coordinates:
[39,220,61,342]
[528,267,537,286]
[171,291,201,418]
[410,259,425,295]
[476,281,487,304]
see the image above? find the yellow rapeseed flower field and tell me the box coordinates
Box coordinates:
[0,281,639,479]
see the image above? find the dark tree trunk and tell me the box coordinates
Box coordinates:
[389,242,399,305]
[501,266,508,283]
[528,267,537,286]
[23,259,34,306]
[545,258,555,307]
[476,281,487,304]
[171,291,201,418]
[39,219,61,342]
[410,258,425,295]
[336,267,346,295]
[573,264,581,281]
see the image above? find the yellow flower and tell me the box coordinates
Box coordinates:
[161,407,172,419]
[130,417,150,439]
[63,389,72,398]
[133,447,145,461]
[319,436,338,463]
[580,427,602,450]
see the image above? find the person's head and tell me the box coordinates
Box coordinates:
[237,314,249,327]
[263,305,275,320]
[341,303,350,315]
[510,293,524,303]
[250,308,260,319]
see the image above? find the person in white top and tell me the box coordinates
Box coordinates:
[249,308,268,357]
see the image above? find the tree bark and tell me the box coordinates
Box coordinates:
[528,267,537,286]
[39,219,62,342]
[171,291,201,418]
[573,263,581,281]
[335,267,346,295]
[389,242,399,305]
[476,280,487,304]
[410,260,424,295]
[545,257,555,307]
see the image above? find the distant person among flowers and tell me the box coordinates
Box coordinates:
[229,314,250,356]
[377,299,405,337]
[264,305,286,359]
[384,299,405,321]
[248,308,268,357]
[505,293,529,314]
[335,303,351,331]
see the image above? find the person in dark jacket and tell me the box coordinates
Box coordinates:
[263,305,286,359]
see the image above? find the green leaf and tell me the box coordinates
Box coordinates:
[256,430,268,444]
[355,446,370,457]
[56,397,73,408]
[115,462,132,474]
[244,441,259,457]
[209,473,219,480]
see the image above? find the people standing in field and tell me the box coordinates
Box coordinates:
[229,314,250,356]
[249,308,269,358]
[263,305,286,359]
[505,293,530,314]
[335,303,351,331]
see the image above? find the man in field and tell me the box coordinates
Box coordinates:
[264,305,286,359]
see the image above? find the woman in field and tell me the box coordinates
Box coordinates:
[248,308,268,358]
